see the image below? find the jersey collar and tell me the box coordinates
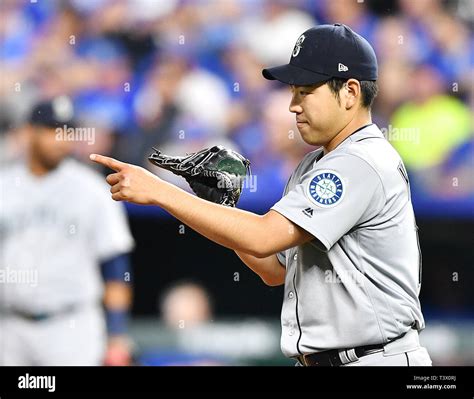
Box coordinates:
[314,124,384,163]
[333,123,385,151]
[347,123,385,142]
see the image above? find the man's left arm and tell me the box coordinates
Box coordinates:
[101,254,133,366]
[90,154,314,258]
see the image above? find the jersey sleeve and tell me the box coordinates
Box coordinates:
[271,153,384,251]
[92,182,135,261]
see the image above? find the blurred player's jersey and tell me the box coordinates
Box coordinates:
[0,158,134,314]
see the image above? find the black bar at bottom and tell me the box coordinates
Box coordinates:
[0,366,471,394]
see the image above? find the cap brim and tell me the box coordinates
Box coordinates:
[262,63,330,86]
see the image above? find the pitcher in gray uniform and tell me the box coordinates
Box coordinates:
[90,24,432,366]
[262,24,431,366]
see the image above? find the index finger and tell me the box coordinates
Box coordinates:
[89,154,126,172]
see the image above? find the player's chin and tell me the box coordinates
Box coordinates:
[298,127,323,146]
[40,155,66,170]
[297,123,309,136]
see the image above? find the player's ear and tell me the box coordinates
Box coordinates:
[343,79,360,110]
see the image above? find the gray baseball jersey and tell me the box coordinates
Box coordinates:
[0,159,134,314]
[272,124,424,358]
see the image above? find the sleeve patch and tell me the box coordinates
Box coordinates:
[306,170,345,207]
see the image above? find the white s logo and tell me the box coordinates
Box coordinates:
[292,34,305,57]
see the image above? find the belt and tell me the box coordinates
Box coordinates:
[296,330,413,367]
[296,343,384,366]
[6,304,81,322]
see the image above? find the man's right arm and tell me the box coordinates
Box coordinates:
[234,251,286,286]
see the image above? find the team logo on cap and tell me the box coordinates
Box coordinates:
[307,170,344,207]
[52,96,74,121]
[292,34,305,57]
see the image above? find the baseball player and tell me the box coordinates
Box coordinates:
[0,96,134,366]
[90,24,432,366]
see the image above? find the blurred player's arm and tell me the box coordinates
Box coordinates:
[101,254,133,366]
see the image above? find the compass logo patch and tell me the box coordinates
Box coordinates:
[307,170,344,207]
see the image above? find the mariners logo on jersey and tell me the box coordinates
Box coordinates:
[307,170,344,207]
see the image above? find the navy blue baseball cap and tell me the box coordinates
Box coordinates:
[262,24,378,85]
[28,96,75,128]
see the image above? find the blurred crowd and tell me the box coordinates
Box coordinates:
[1,0,473,213]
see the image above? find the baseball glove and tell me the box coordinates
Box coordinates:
[148,145,251,207]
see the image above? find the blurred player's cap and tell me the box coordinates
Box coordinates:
[262,24,378,85]
[28,96,76,128]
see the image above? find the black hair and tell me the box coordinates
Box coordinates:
[326,78,378,109]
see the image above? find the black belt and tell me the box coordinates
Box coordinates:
[6,304,81,322]
[295,328,415,367]
[296,342,385,367]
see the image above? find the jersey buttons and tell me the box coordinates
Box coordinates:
[293,254,298,261]
[288,291,294,299]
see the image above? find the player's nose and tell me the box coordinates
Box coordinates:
[289,95,303,114]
